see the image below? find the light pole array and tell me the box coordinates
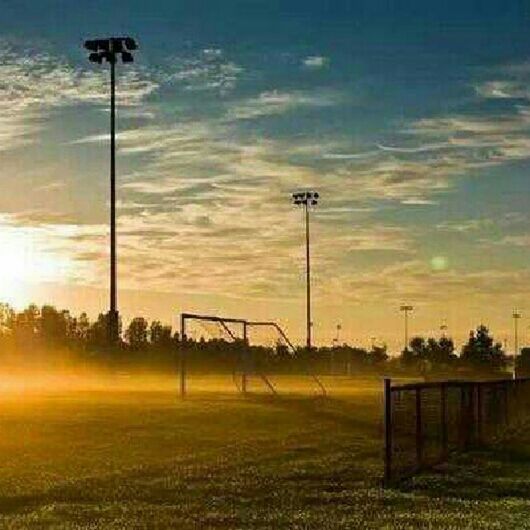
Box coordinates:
[84,37,138,344]
[292,191,319,351]
[400,305,413,352]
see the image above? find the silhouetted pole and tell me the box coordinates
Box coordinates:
[110,52,117,342]
[400,305,413,352]
[180,313,187,398]
[305,201,311,350]
[84,37,137,344]
[292,191,319,351]
[513,310,521,378]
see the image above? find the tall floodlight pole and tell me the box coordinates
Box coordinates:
[400,305,413,352]
[513,310,521,378]
[84,37,138,344]
[292,191,319,351]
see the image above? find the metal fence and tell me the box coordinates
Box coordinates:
[383,377,530,484]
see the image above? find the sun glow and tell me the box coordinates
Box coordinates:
[0,224,71,307]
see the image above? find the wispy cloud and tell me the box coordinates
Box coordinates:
[164,48,243,94]
[0,39,158,151]
[224,89,340,121]
[302,56,329,69]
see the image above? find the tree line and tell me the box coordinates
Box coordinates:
[0,303,528,376]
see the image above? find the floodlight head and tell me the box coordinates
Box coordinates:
[89,52,103,64]
[90,39,110,52]
[124,37,138,50]
[314,192,319,199]
[400,305,413,312]
[121,51,134,63]
[110,38,124,53]
[84,37,137,65]
[102,51,115,63]
[84,40,99,52]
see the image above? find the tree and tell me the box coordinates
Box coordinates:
[424,336,456,367]
[400,336,426,368]
[126,317,149,350]
[368,344,388,366]
[460,325,506,372]
[88,313,111,349]
[516,347,530,376]
[149,320,172,349]
[40,305,70,344]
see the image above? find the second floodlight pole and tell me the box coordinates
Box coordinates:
[292,191,319,352]
[400,305,413,352]
[109,47,117,344]
[305,200,311,351]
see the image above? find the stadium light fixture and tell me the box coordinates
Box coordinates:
[83,37,138,344]
[292,191,319,351]
[400,305,414,352]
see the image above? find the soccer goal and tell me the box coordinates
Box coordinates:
[178,313,326,398]
[245,320,327,397]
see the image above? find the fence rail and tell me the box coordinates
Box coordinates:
[383,377,530,484]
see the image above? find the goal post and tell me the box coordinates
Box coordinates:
[179,312,248,398]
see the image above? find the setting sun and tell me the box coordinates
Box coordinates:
[0,223,71,306]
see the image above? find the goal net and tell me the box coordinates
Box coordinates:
[178,313,326,397]
[246,321,326,396]
[179,313,278,397]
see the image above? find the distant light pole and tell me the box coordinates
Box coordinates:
[400,305,413,352]
[292,191,319,351]
[333,324,342,347]
[513,310,521,377]
[331,323,341,375]
[84,37,138,344]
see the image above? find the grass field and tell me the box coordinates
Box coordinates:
[0,373,528,529]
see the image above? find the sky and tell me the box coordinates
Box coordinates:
[0,1,530,349]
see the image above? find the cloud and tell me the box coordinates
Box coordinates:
[0,39,158,151]
[164,48,243,94]
[224,89,340,121]
[321,151,380,160]
[302,56,329,69]
[377,142,453,154]
[400,198,438,205]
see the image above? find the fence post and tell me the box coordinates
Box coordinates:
[440,383,448,459]
[416,387,423,470]
[459,385,467,448]
[504,382,509,426]
[469,383,476,445]
[383,378,392,485]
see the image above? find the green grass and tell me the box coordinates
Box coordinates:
[0,374,527,528]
